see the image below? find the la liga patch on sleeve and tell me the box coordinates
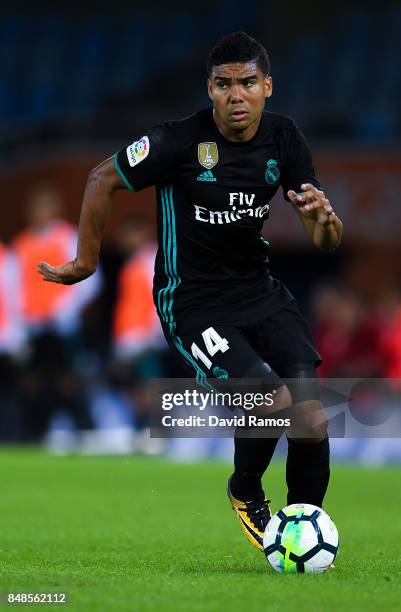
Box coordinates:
[126,136,150,167]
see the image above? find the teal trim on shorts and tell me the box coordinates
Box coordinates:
[113,153,135,190]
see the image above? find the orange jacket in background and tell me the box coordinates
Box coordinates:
[12,220,101,333]
[113,243,164,356]
[12,221,75,324]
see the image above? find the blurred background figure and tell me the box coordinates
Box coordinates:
[313,285,386,378]
[384,302,401,379]
[0,241,26,441]
[109,215,167,454]
[11,183,102,450]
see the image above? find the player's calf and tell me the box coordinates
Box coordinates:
[285,401,330,508]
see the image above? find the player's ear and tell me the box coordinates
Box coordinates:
[264,76,273,99]
[207,78,214,101]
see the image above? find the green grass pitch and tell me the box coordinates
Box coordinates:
[0,449,400,611]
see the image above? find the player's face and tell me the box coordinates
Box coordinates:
[207,61,272,141]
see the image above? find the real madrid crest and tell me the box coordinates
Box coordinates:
[198,142,219,170]
[265,159,280,185]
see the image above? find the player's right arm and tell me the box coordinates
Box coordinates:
[38,123,177,286]
[38,157,124,285]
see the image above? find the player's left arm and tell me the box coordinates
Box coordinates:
[281,123,343,251]
[287,184,342,251]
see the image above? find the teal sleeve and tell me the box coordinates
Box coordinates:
[113,153,135,191]
[114,122,177,192]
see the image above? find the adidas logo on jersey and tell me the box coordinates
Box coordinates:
[197,170,217,182]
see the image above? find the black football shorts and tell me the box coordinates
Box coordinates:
[162,299,322,397]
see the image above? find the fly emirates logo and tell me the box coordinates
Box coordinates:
[194,192,270,225]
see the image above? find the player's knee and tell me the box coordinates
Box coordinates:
[289,400,328,442]
[282,363,321,405]
[273,384,293,411]
[247,383,291,417]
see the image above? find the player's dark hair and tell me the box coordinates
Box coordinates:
[207,31,270,76]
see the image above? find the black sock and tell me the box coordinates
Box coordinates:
[286,437,330,507]
[231,431,280,500]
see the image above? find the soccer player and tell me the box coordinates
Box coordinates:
[38,32,342,551]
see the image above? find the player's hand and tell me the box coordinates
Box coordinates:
[37,259,95,285]
[287,184,334,225]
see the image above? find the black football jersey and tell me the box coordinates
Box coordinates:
[114,108,321,330]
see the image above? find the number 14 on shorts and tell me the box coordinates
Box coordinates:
[191,327,229,369]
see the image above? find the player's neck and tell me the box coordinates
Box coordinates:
[212,109,262,143]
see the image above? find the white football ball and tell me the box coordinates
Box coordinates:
[263,503,339,574]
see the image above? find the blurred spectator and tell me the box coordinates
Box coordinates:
[112,215,164,360]
[0,241,26,356]
[11,183,102,444]
[109,215,167,452]
[0,242,26,440]
[378,295,401,379]
[313,285,386,378]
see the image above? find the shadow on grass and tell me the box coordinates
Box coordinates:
[131,556,341,578]
[132,556,272,576]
